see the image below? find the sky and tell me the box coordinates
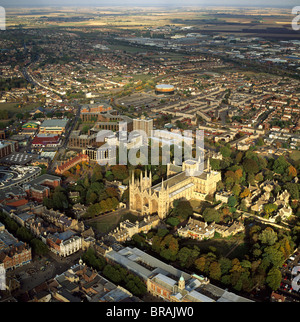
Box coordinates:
[0,0,299,8]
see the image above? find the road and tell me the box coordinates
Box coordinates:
[7,250,83,298]
[48,102,81,173]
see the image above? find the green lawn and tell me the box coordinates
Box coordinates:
[89,211,142,234]
[180,233,247,259]
[290,150,300,162]
[0,102,40,113]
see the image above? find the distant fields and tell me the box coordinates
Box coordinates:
[4,6,296,33]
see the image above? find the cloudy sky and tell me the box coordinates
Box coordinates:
[0,0,299,8]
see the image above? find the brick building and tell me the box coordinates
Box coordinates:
[24,174,61,202]
[31,134,60,148]
[0,140,19,159]
[55,154,89,175]
[80,103,112,122]
[0,229,32,270]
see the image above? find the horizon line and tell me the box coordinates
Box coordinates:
[2,4,296,9]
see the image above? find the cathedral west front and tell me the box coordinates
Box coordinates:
[129,159,221,219]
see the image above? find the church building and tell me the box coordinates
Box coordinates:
[129,159,221,219]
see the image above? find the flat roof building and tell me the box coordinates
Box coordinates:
[133,116,153,138]
[39,119,68,135]
[105,246,253,302]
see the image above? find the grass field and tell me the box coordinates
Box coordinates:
[180,233,247,259]
[290,150,300,162]
[0,102,40,113]
[89,211,142,234]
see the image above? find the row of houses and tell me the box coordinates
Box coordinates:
[0,222,32,271]
[22,261,141,302]
[1,202,94,259]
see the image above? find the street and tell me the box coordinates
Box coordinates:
[8,250,83,298]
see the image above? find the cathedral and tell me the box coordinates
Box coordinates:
[129,159,221,219]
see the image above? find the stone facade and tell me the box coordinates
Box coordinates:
[129,159,221,219]
[177,217,215,240]
[108,215,160,242]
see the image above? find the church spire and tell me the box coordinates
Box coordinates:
[140,170,143,188]
[207,157,211,173]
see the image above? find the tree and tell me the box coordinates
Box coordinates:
[273,156,290,175]
[132,234,146,247]
[100,200,108,213]
[103,265,122,284]
[235,151,244,164]
[235,168,243,181]
[287,165,297,178]
[177,247,199,268]
[210,158,220,170]
[83,176,90,189]
[159,234,179,261]
[228,196,237,208]
[284,183,299,200]
[255,173,264,182]
[85,203,99,218]
[106,187,119,198]
[259,228,278,246]
[263,245,285,268]
[232,184,242,200]
[30,238,49,256]
[263,204,278,217]
[195,256,206,273]
[111,165,129,180]
[81,125,90,134]
[243,158,259,174]
[203,208,221,223]
[257,137,264,146]
[220,146,231,158]
[172,200,193,221]
[91,164,103,182]
[16,226,33,243]
[82,248,106,271]
[111,197,119,209]
[166,217,180,227]
[105,171,114,181]
[86,191,98,205]
[157,229,169,238]
[266,267,282,290]
[52,187,69,210]
[240,188,251,199]
[209,261,222,281]
[219,257,232,275]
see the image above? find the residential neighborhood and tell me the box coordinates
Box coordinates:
[0,4,299,306]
